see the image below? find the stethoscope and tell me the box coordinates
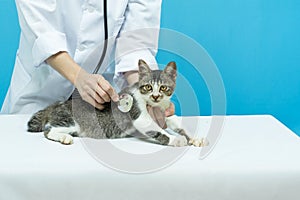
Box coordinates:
[72,0,133,112]
[93,0,108,74]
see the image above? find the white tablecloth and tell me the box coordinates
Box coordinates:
[0,115,299,200]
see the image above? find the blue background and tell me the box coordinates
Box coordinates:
[0,0,299,135]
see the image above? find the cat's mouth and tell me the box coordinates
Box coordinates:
[152,99,160,103]
[150,95,162,103]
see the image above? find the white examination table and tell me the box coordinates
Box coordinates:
[0,115,299,200]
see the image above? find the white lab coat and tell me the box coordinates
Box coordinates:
[1,0,161,114]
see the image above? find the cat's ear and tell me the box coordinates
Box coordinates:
[138,59,151,74]
[163,61,177,79]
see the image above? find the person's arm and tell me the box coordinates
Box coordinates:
[114,0,162,87]
[46,52,80,85]
[124,71,139,85]
[116,0,174,127]
[120,0,174,117]
[16,1,118,109]
[16,0,68,68]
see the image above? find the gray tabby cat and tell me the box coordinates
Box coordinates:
[27,60,205,147]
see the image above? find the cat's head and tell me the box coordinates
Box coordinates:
[138,59,177,108]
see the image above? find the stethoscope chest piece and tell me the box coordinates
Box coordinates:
[117,93,133,113]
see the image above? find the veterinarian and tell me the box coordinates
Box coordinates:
[1,0,174,121]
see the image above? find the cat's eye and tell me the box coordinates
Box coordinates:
[160,85,167,91]
[144,84,152,91]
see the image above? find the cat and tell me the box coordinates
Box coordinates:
[27,59,206,147]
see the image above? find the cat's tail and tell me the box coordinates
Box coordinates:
[27,110,46,132]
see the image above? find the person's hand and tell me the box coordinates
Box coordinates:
[165,102,175,117]
[74,69,119,110]
[147,102,175,129]
[45,52,118,109]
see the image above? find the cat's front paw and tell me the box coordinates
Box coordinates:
[168,135,188,147]
[188,138,209,147]
[59,134,74,145]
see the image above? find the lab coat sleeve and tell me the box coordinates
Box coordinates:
[114,0,162,86]
[15,0,68,67]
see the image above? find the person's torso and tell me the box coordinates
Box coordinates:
[3,0,129,114]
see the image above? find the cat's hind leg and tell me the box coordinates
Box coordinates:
[43,106,80,145]
[27,110,47,132]
[44,123,80,145]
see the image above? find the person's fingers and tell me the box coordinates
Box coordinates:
[147,106,166,129]
[84,94,105,110]
[85,86,106,104]
[152,107,165,120]
[75,72,119,108]
[97,77,119,102]
[94,102,105,110]
[94,84,110,103]
[165,103,175,117]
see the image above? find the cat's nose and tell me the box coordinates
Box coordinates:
[152,95,160,101]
